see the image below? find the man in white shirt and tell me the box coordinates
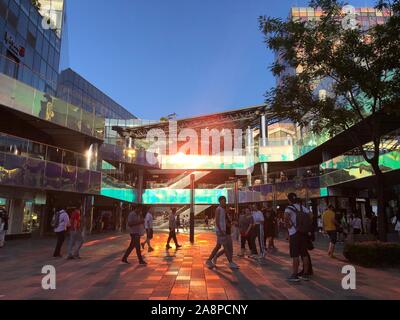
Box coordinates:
[251,204,265,260]
[205,196,239,270]
[53,208,70,258]
[141,206,154,252]
[284,193,312,282]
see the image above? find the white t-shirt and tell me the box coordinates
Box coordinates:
[392,216,400,231]
[144,212,153,229]
[352,218,362,230]
[252,210,264,225]
[54,210,70,233]
[284,204,310,236]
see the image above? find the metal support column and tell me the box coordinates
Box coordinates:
[260,113,269,184]
[190,174,195,244]
[234,180,239,219]
[137,169,144,204]
[82,195,94,237]
[246,126,254,187]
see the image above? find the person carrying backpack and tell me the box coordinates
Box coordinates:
[52,207,70,258]
[284,193,313,282]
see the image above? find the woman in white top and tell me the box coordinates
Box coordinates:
[351,215,362,235]
[141,207,154,252]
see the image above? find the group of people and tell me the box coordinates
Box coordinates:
[47,197,400,283]
[121,206,182,265]
[51,205,84,260]
[204,194,314,282]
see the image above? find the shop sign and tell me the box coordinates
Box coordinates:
[4,31,25,58]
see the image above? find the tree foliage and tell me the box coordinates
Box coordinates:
[259,0,400,140]
[259,0,400,240]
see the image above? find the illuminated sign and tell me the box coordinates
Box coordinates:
[4,32,25,58]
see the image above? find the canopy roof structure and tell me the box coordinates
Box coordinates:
[113,105,277,139]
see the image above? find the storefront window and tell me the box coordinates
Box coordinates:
[22,201,34,233]
[22,200,40,234]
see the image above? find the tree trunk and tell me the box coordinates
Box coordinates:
[371,161,387,242]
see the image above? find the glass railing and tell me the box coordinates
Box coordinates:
[159,152,256,170]
[0,151,101,194]
[0,132,98,170]
[0,54,104,139]
[99,143,160,168]
[320,150,400,187]
[100,174,137,202]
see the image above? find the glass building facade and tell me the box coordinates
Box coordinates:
[0,0,64,95]
[290,6,392,29]
[57,68,136,120]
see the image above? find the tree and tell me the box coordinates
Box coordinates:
[259,0,400,241]
[31,0,41,11]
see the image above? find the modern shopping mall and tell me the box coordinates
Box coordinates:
[0,0,400,240]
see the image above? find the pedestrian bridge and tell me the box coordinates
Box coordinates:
[100,150,400,205]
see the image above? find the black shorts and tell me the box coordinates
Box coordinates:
[289,233,308,258]
[327,230,337,244]
[146,228,153,240]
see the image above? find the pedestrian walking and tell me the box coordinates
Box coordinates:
[67,204,84,260]
[166,208,182,249]
[211,206,235,265]
[0,207,8,248]
[176,213,181,233]
[205,196,239,269]
[284,193,313,282]
[252,204,266,260]
[263,204,277,251]
[141,206,154,252]
[52,208,70,258]
[352,214,362,235]
[238,207,256,257]
[231,210,240,242]
[205,215,209,229]
[322,205,338,258]
[122,205,146,265]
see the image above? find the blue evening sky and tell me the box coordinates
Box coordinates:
[65,0,376,120]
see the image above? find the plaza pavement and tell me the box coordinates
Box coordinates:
[0,230,399,300]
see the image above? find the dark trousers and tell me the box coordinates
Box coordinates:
[241,233,255,252]
[248,228,258,255]
[53,231,65,257]
[123,233,143,261]
[167,228,179,246]
[300,250,313,275]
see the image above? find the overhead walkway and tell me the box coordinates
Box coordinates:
[99,149,400,205]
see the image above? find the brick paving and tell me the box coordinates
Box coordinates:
[0,231,399,300]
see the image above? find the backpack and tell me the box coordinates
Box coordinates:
[51,211,61,228]
[289,204,313,234]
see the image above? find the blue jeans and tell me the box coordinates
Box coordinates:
[68,230,84,257]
